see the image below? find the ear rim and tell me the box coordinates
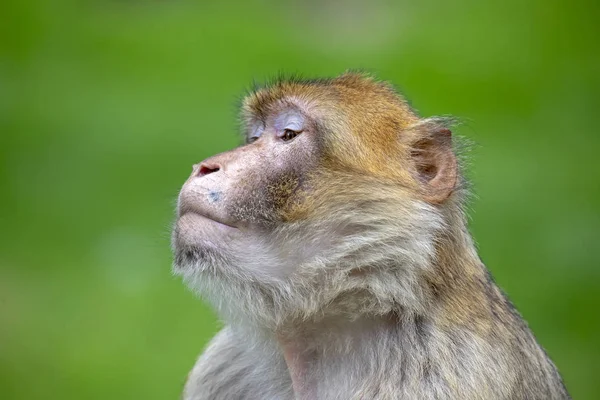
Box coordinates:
[406,120,459,205]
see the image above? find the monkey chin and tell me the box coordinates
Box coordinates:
[172,212,241,272]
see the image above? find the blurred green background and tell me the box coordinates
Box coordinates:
[1,0,599,398]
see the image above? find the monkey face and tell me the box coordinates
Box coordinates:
[172,106,320,281]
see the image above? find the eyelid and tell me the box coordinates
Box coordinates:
[283,123,303,132]
[279,111,305,131]
[248,124,264,143]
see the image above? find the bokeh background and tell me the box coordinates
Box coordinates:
[1,0,599,398]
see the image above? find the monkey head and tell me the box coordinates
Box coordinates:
[172,73,460,330]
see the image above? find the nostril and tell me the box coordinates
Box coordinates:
[197,164,220,177]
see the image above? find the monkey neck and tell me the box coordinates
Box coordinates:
[277,314,404,399]
[275,210,506,397]
[424,208,506,332]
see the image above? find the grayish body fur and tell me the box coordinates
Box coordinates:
[181,201,569,399]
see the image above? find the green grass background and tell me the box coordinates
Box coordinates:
[1,0,599,398]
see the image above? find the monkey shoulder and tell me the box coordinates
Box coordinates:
[183,327,293,400]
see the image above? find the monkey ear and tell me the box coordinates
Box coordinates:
[409,125,458,204]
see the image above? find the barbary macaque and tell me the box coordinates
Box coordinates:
[172,73,569,399]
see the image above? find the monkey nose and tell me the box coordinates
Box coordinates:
[195,162,221,177]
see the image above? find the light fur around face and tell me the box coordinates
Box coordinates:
[172,73,570,399]
[176,175,443,330]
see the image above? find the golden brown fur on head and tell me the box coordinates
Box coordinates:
[242,72,458,222]
[243,73,420,181]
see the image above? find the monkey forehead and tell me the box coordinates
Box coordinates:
[241,73,418,130]
[241,92,330,127]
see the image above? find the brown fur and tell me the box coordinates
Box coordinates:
[174,72,570,399]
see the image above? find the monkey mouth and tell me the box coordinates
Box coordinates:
[177,197,240,230]
[173,212,241,261]
[179,210,239,230]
